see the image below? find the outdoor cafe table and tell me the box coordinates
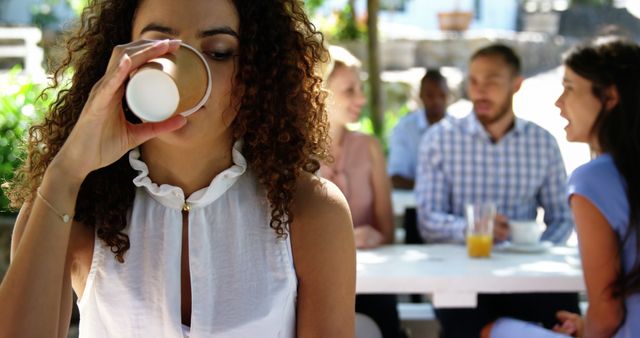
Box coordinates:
[356,244,585,308]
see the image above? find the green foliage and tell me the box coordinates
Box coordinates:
[66,0,89,16]
[30,0,89,29]
[357,104,409,156]
[351,80,413,155]
[0,67,53,213]
[319,4,367,43]
[304,0,325,16]
[30,3,60,30]
[333,4,366,42]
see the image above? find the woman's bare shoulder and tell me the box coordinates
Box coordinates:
[290,172,353,252]
[291,172,352,231]
[290,171,355,291]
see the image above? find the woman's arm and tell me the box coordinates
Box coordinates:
[571,194,624,338]
[0,39,185,338]
[1,165,82,338]
[291,174,356,338]
[367,137,395,244]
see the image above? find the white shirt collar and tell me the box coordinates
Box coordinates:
[129,140,247,210]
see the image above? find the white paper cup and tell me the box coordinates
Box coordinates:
[125,42,211,122]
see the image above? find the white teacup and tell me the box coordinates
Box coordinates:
[510,220,544,245]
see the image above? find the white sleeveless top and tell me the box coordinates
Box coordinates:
[77,142,298,338]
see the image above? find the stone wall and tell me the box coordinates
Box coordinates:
[339,30,576,76]
[558,6,640,41]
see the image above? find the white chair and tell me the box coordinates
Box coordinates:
[355,313,382,338]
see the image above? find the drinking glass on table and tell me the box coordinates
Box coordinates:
[465,202,496,258]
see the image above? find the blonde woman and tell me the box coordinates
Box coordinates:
[320,45,399,338]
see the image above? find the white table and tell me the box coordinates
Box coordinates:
[356,244,584,308]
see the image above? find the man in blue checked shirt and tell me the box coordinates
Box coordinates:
[415,44,580,338]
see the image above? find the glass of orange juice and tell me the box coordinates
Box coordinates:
[465,202,496,258]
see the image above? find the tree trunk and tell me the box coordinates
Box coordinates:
[367,0,383,138]
[348,0,357,24]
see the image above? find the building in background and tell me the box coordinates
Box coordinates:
[317,0,640,39]
[318,0,518,37]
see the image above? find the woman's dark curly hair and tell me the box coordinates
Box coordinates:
[8,0,330,262]
[563,36,640,298]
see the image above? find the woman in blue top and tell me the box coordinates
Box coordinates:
[483,37,640,338]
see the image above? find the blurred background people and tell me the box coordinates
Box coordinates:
[388,69,450,190]
[319,45,402,338]
[388,69,451,246]
[415,43,578,338]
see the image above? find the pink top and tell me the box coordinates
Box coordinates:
[320,131,375,228]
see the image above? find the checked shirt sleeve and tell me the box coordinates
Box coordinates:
[388,117,416,179]
[537,135,574,244]
[415,129,467,244]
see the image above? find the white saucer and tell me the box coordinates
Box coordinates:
[498,241,553,253]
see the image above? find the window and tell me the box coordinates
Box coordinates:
[380,0,407,12]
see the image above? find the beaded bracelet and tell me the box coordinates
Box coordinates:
[37,188,72,224]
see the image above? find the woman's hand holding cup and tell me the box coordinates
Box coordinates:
[53,39,187,183]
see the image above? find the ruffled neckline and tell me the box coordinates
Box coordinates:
[129,140,247,210]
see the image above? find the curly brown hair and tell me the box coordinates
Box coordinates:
[8,0,330,262]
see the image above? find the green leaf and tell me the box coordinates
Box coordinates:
[0,66,59,212]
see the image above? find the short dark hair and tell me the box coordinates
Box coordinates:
[422,69,446,85]
[470,44,521,75]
